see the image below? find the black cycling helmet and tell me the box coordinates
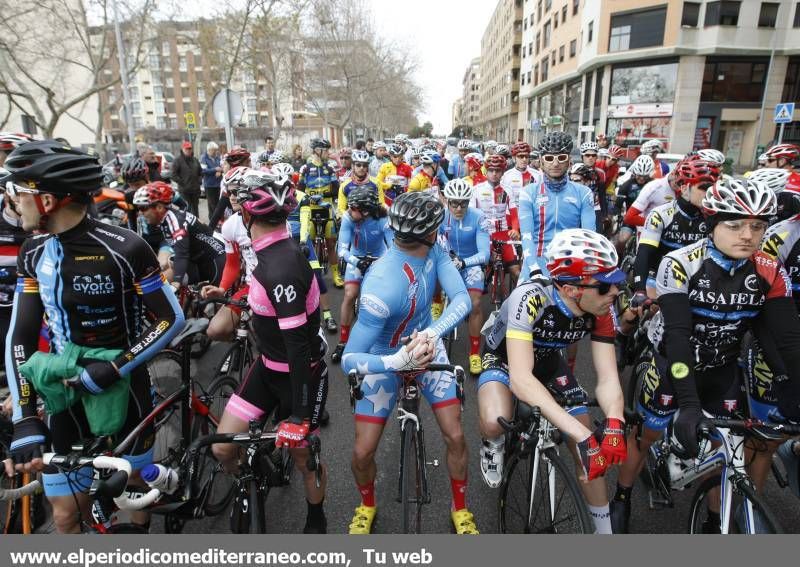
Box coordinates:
[388,191,444,246]
[347,186,380,213]
[121,157,148,183]
[569,163,594,179]
[5,139,103,197]
[538,131,573,155]
[310,138,331,150]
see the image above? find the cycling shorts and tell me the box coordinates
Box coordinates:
[307,206,337,240]
[42,365,155,497]
[477,345,588,417]
[743,340,786,422]
[355,339,459,423]
[636,352,745,431]
[491,230,520,266]
[461,265,485,293]
[227,285,250,316]
[344,262,366,285]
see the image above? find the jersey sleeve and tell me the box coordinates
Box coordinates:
[579,186,597,231]
[341,286,398,374]
[337,182,348,216]
[464,210,491,268]
[591,306,617,344]
[162,211,191,283]
[337,214,356,265]
[504,284,549,342]
[655,254,690,297]
[429,246,470,338]
[639,207,667,248]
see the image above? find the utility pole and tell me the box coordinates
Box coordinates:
[753,27,778,166]
[113,0,136,155]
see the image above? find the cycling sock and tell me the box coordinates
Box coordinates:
[306,499,326,525]
[613,483,633,502]
[450,476,467,511]
[589,503,612,534]
[340,324,350,343]
[323,309,333,320]
[469,336,480,355]
[358,481,376,507]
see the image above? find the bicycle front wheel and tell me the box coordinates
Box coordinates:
[498,446,593,534]
[400,424,424,534]
[688,475,784,534]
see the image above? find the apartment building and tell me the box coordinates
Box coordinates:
[478,0,524,141]
[452,98,465,131]
[458,57,482,134]
[520,0,800,167]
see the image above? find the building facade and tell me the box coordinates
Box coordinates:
[457,57,482,136]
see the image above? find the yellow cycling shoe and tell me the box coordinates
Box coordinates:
[469,354,482,375]
[431,302,443,321]
[451,509,479,534]
[348,505,377,534]
[332,264,344,288]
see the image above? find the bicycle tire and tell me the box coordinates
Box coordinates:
[400,424,424,534]
[498,446,593,534]
[626,351,651,413]
[213,340,254,384]
[193,374,238,516]
[687,474,784,534]
[146,350,184,464]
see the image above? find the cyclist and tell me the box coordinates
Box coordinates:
[596,133,610,150]
[695,148,726,168]
[484,140,498,158]
[408,153,443,197]
[478,229,627,533]
[579,142,609,231]
[337,150,385,215]
[622,165,680,228]
[330,187,393,363]
[298,138,341,287]
[611,177,800,534]
[134,181,226,289]
[438,179,490,375]
[640,139,670,178]
[463,153,485,186]
[4,140,184,533]
[341,192,477,535]
[749,168,795,221]
[210,172,329,534]
[501,142,541,208]
[376,143,414,194]
[369,141,388,178]
[763,144,800,193]
[336,148,353,181]
[615,154,656,253]
[519,131,596,281]
[449,139,472,179]
[209,146,252,229]
[408,147,421,170]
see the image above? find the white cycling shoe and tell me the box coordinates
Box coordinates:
[480,439,505,488]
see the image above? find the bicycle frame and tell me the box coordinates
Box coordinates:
[396,378,431,507]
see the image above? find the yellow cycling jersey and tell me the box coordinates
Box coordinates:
[376,160,413,192]
[336,176,386,216]
[408,172,433,192]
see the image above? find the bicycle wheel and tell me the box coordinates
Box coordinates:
[213,340,253,383]
[249,479,267,534]
[400,424,424,534]
[193,374,238,516]
[687,475,784,534]
[498,446,593,534]
[626,350,651,413]
[146,350,184,464]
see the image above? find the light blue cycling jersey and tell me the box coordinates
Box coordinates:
[448,154,467,179]
[337,213,394,283]
[341,243,470,372]
[519,176,596,278]
[438,208,490,268]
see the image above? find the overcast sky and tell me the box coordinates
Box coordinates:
[371,0,498,135]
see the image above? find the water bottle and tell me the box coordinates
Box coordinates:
[140,463,179,494]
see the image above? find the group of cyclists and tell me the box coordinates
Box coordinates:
[1,127,800,535]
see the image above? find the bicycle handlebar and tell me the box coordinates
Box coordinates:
[199,295,249,310]
[701,418,800,437]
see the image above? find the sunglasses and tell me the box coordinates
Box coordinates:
[541,154,570,164]
[572,282,618,295]
[766,158,779,164]
[5,180,40,197]
[448,200,469,209]
[516,155,530,160]
[583,153,598,158]
[720,219,768,233]
[353,163,368,168]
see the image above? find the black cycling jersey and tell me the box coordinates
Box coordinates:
[7,216,184,422]
[154,209,225,284]
[0,198,29,305]
[615,177,646,211]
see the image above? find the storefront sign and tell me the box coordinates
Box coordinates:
[607,103,673,118]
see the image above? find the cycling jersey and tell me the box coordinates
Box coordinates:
[408,171,440,197]
[518,177,596,278]
[336,166,352,182]
[413,165,449,188]
[155,209,225,285]
[439,208,491,292]
[652,159,670,179]
[448,154,467,179]
[6,216,184,422]
[218,212,257,290]
[247,228,326,421]
[369,155,389,178]
[762,218,800,309]
[376,161,413,193]
[787,171,800,193]
[624,176,675,227]
[336,177,385,216]
[0,198,28,306]
[464,172,486,186]
[633,198,706,291]
[501,167,542,208]
[337,212,393,284]
[583,167,608,216]
[615,177,647,212]
[471,181,517,233]
[298,157,339,203]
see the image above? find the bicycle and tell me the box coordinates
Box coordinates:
[185,421,322,534]
[308,196,334,275]
[636,415,800,534]
[497,392,595,534]
[348,363,465,533]
[203,295,255,384]
[485,239,522,309]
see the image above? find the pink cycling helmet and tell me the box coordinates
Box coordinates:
[239,170,297,219]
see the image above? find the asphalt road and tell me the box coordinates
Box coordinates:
[154,279,800,535]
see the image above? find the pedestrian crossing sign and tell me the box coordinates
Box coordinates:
[774,103,795,124]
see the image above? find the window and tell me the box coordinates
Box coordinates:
[559,45,565,62]
[609,6,667,52]
[197,87,205,101]
[156,116,167,129]
[153,86,163,99]
[534,64,539,86]
[573,0,579,16]
[543,22,551,47]
[758,3,779,28]
[594,67,604,107]
[541,58,549,82]
[536,32,541,54]
[527,71,532,84]
[795,2,800,27]
[554,13,558,28]
[587,21,593,43]
[179,56,187,71]
[162,41,170,54]
[551,50,556,66]
[524,18,528,30]
[562,5,567,21]
[704,1,741,26]
[545,0,552,9]
[538,0,543,21]
[701,57,769,102]
[611,61,679,104]
[682,2,700,27]
[148,54,160,70]
[570,39,577,57]
[166,75,173,87]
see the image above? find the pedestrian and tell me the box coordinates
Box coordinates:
[172,140,202,216]
[291,144,305,171]
[201,141,223,215]
[142,145,164,182]
[264,135,276,157]
[366,138,374,157]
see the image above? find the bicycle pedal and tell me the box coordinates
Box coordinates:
[647,491,673,509]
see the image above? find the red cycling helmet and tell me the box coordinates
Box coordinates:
[764,143,800,163]
[132,181,173,206]
[511,141,532,156]
[485,154,508,171]
[225,146,251,167]
[0,132,33,152]
[465,153,484,172]
[673,154,721,195]
[607,145,625,159]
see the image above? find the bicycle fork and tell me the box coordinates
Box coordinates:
[396,409,436,505]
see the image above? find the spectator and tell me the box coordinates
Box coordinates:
[201,141,223,215]
[355,139,366,151]
[291,144,305,171]
[142,145,164,182]
[264,135,276,158]
[171,141,203,216]
[135,141,148,156]
[366,138,375,157]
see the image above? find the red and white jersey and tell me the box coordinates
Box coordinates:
[631,176,675,219]
[501,167,542,209]
[220,213,257,283]
[472,181,515,233]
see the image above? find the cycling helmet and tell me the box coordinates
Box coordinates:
[339,147,353,159]
[512,141,532,156]
[538,132,573,155]
[386,174,408,188]
[569,163,594,178]
[702,177,776,219]
[255,151,272,168]
[608,145,625,160]
[0,132,33,151]
[757,152,769,166]
[133,181,173,206]
[629,155,655,178]
[696,148,726,166]
[471,142,484,154]
[346,185,380,212]
[394,134,406,143]
[267,150,287,165]
[310,138,331,150]
[764,143,800,162]
[121,158,148,183]
[420,151,440,166]
[387,143,404,156]
[222,166,251,194]
[579,141,599,155]
[545,228,622,281]
[239,170,297,219]
[270,162,295,178]
[373,141,386,150]
[443,178,474,201]
[5,139,103,197]
[495,144,512,158]
[409,148,422,159]
[673,155,721,191]
[747,168,790,194]
[486,140,498,149]
[388,191,444,244]
[531,150,540,160]
[351,150,370,164]
[225,146,251,167]
[457,139,473,151]
[598,148,609,159]
[485,154,508,171]
[465,152,484,171]
[640,139,664,155]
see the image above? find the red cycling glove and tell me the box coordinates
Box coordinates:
[275,417,310,448]
[595,417,627,465]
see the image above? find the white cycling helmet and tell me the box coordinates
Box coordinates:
[132,186,152,207]
[443,178,473,201]
[640,139,664,154]
[270,162,295,177]
[545,228,624,281]
[409,148,421,158]
[373,141,386,150]
[268,150,287,165]
[580,141,599,154]
[703,177,777,218]
[221,166,251,194]
[629,155,656,177]
[696,149,726,166]
[747,168,790,194]
[486,140,498,149]
[351,150,370,164]
[457,139,473,151]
